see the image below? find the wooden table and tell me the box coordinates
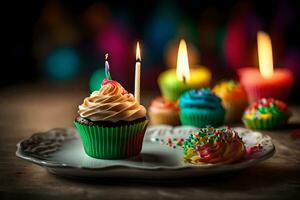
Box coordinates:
[0,82,299,200]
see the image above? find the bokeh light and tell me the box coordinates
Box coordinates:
[43,47,81,80]
[89,68,106,92]
[143,4,179,66]
[4,0,300,102]
[224,3,262,69]
[95,22,132,87]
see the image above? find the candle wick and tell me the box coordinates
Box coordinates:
[182,75,186,84]
[136,58,141,63]
[105,53,109,61]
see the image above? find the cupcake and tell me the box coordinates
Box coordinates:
[179,88,225,128]
[242,98,291,130]
[74,79,148,159]
[183,127,246,164]
[238,68,294,102]
[213,80,248,123]
[158,67,211,101]
[148,96,180,125]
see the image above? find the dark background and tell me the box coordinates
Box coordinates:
[3,0,300,102]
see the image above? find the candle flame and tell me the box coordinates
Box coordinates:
[176,39,190,82]
[136,42,141,61]
[257,31,274,79]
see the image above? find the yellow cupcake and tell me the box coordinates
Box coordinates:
[213,80,248,123]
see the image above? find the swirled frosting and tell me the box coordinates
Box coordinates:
[78,79,146,122]
[179,88,224,111]
[149,96,179,112]
[243,98,290,121]
[213,80,248,102]
[183,127,245,164]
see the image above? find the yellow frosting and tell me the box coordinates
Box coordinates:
[213,80,248,102]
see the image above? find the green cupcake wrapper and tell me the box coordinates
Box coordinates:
[74,120,148,159]
[242,116,287,130]
[180,109,225,128]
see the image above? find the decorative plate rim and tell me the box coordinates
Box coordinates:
[16,127,276,172]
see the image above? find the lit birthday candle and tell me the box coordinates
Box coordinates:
[176,39,190,83]
[257,31,274,79]
[158,39,211,101]
[134,42,141,103]
[238,31,294,102]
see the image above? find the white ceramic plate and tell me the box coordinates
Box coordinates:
[16,126,275,179]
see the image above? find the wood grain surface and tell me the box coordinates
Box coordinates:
[0,82,299,200]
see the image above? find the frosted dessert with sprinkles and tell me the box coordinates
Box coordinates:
[74,79,148,159]
[213,80,248,123]
[242,98,291,130]
[179,88,225,128]
[148,96,180,125]
[183,127,245,164]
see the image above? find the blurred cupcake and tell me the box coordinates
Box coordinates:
[213,80,248,123]
[179,88,225,128]
[148,96,180,125]
[242,98,291,130]
[158,67,211,101]
[74,79,148,159]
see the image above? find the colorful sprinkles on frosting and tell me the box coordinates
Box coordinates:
[243,98,288,121]
[154,127,268,164]
[182,127,245,164]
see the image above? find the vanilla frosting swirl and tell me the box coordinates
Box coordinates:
[78,80,146,122]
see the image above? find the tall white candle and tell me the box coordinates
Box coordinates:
[135,42,141,103]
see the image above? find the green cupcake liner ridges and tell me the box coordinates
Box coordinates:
[74,120,148,159]
[180,109,225,128]
[242,116,286,130]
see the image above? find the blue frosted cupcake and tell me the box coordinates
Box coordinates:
[179,88,225,127]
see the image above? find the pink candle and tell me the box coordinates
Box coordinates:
[238,31,294,102]
[238,68,293,102]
